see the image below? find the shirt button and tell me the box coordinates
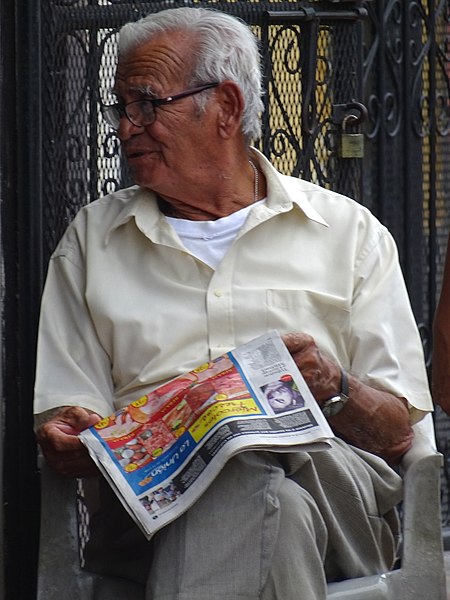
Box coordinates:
[214,289,223,297]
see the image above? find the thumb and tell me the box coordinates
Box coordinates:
[86,412,102,428]
[57,406,102,434]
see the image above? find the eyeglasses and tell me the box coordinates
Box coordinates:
[102,82,219,130]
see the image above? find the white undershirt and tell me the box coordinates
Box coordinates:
[166,199,265,269]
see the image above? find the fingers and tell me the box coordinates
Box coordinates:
[281,332,323,379]
[40,443,98,478]
[281,332,315,353]
[36,406,102,478]
[281,332,341,402]
[52,406,102,434]
[282,332,321,373]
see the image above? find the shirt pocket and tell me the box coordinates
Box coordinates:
[265,289,350,356]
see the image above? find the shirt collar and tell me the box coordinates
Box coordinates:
[250,148,329,227]
[104,186,165,245]
[104,149,329,245]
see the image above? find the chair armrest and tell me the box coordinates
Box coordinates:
[328,413,447,599]
[393,413,447,599]
[400,413,437,472]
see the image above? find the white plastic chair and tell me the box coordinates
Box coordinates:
[327,414,447,599]
[37,415,447,599]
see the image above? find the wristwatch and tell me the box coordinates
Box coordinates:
[321,368,349,418]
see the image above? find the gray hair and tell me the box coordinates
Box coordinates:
[118,7,264,142]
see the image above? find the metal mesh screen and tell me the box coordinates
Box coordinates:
[37,0,450,523]
[40,0,365,263]
[361,0,450,522]
[420,1,450,526]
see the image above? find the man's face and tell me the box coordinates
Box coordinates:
[113,31,218,197]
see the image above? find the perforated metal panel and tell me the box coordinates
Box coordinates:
[40,1,366,261]
[36,0,450,545]
[4,2,450,598]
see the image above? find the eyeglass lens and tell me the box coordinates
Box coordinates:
[103,102,153,129]
[103,82,219,130]
[125,101,155,127]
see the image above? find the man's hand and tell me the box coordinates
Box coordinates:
[282,332,341,405]
[282,331,414,465]
[36,406,102,477]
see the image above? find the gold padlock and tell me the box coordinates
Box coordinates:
[339,115,364,158]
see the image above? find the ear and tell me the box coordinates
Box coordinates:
[215,81,245,140]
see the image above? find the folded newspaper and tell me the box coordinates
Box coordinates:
[79,330,334,539]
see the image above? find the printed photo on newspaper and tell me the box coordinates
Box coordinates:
[79,330,335,539]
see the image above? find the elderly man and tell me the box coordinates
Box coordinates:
[34,6,432,599]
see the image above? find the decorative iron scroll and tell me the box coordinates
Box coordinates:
[34,0,450,535]
[38,1,450,521]
[362,0,450,525]
[40,0,367,261]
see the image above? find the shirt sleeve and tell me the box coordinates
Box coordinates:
[348,227,432,424]
[33,231,115,420]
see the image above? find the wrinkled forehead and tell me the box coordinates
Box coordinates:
[114,30,197,95]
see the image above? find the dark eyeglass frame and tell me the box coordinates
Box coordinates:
[102,82,219,130]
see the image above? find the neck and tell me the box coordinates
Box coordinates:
[157,153,266,221]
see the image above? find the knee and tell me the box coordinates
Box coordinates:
[277,478,328,557]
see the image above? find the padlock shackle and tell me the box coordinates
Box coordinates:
[341,101,368,127]
[342,113,361,129]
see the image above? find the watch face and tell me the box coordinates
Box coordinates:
[322,396,345,418]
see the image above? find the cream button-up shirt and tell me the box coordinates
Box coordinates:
[34,150,432,423]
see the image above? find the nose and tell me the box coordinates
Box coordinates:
[117,116,144,141]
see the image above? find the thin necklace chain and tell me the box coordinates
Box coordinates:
[248,159,259,203]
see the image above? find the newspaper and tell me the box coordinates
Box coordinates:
[79,330,334,539]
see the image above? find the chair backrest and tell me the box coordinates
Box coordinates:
[37,454,98,599]
[37,453,145,599]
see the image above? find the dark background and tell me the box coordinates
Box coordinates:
[2,1,450,598]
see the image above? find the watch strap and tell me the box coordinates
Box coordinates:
[321,368,349,418]
[340,368,349,399]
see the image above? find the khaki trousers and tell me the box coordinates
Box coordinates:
[85,439,402,600]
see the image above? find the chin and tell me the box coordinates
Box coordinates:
[127,157,161,185]
[130,170,160,191]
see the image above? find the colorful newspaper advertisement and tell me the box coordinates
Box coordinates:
[79,330,334,539]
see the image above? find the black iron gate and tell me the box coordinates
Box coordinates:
[360,0,450,525]
[2,1,450,598]
[37,0,368,265]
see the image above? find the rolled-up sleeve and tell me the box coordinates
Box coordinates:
[349,228,431,423]
[34,228,115,420]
